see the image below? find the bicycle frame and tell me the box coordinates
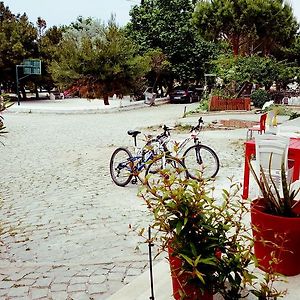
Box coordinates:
[167,126,202,156]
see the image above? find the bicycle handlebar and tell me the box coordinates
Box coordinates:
[190,117,204,132]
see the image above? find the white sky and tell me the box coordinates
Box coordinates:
[2,0,300,28]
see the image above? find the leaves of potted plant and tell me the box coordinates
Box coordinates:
[250,156,300,275]
[140,173,284,299]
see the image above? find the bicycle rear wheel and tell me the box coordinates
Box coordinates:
[182,144,219,180]
[109,147,133,187]
[145,156,188,191]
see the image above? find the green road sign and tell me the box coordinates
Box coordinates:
[23,59,41,75]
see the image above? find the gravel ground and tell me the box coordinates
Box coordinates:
[0,103,249,299]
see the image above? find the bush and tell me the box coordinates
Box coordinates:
[250,89,270,108]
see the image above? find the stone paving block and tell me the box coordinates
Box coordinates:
[52,275,70,284]
[89,293,106,300]
[30,287,49,299]
[88,275,106,284]
[15,278,36,286]
[49,290,68,300]
[68,291,90,300]
[7,286,29,297]
[50,282,68,292]
[0,280,14,289]
[33,277,53,287]
[69,276,88,285]
[107,272,123,281]
[126,267,143,276]
[67,283,87,293]
[87,283,108,294]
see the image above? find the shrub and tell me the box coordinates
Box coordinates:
[251,89,270,108]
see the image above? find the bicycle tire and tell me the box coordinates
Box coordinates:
[109,147,134,187]
[145,156,188,190]
[182,144,220,179]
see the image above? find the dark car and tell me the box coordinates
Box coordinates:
[169,85,203,103]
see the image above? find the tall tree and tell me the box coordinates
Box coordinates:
[0,2,38,95]
[49,17,151,105]
[193,0,298,56]
[127,0,217,83]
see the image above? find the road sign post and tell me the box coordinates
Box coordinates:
[15,59,42,105]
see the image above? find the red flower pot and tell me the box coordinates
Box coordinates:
[168,247,213,300]
[251,199,300,276]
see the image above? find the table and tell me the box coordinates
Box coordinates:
[242,138,300,199]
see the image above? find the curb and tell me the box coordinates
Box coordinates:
[5,98,170,115]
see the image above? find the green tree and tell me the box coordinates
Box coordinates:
[0,2,38,97]
[193,0,298,57]
[49,17,151,105]
[127,0,217,83]
[35,25,65,96]
[213,54,300,95]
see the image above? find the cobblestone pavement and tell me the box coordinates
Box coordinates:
[1,103,218,299]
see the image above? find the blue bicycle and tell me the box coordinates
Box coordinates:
[109,130,187,187]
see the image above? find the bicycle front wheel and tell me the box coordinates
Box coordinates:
[182,144,220,180]
[109,147,133,187]
[145,156,188,191]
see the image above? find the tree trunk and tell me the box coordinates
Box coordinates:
[35,83,39,99]
[103,94,110,105]
[231,35,240,57]
[20,85,27,100]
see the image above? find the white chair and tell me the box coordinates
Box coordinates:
[252,135,293,197]
[277,125,300,138]
[290,180,300,201]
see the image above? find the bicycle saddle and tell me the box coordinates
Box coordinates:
[127,130,141,137]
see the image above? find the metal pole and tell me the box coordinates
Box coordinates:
[148,226,155,300]
[16,65,20,106]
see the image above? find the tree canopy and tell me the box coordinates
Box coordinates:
[127,0,217,83]
[0,2,37,91]
[193,0,299,56]
[49,17,151,104]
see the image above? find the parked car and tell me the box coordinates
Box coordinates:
[169,85,203,103]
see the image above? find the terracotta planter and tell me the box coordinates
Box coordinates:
[251,199,300,276]
[168,247,213,300]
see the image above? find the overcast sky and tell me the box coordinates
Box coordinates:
[2,0,300,28]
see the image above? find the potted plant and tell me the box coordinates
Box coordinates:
[250,160,300,276]
[140,171,284,299]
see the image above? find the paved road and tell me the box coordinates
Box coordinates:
[0,103,205,299]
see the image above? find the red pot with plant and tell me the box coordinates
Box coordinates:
[251,198,300,276]
[249,156,300,276]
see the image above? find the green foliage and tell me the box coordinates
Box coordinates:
[193,0,298,56]
[49,17,151,101]
[140,175,284,298]
[250,157,300,217]
[263,104,295,117]
[0,94,13,144]
[36,25,65,92]
[251,90,270,108]
[289,112,300,120]
[0,2,38,88]
[127,0,217,82]
[212,54,300,96]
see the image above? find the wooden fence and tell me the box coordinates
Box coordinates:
[209,96,251,111]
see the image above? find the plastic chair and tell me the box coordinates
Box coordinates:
[246,113,267,140]
[277,125,300,138]
[253,135,293,197]
[290,180,300,201]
